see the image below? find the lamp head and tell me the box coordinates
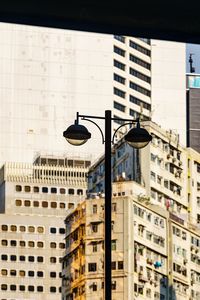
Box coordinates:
[125,121,152,149]
[63,121,91,146]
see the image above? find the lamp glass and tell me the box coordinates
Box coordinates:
[65,137,88,146]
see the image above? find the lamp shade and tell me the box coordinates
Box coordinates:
[63,123,91,146]
[125,125,152,149]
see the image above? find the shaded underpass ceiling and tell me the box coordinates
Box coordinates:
[0,1,200,43]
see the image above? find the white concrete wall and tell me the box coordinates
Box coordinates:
[0,23,113,167]
[151,40,186,146]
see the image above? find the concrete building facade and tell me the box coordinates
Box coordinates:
[0,156,89,299]
[0,23,186,167]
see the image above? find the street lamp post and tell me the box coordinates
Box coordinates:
[63,110,152,300]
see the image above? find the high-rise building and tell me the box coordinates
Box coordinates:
[0,156,89,299]
[0,22,186,167]
[62,181,200,300]
[186,73,200,153]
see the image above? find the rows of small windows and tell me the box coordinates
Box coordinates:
[172,226,187,240]
[130,53,151,70]
[15,199,75,210]
[114,101,126,112]
[113,115,125,125]
[129,67,151,83]
[134,204,165,228]
[114,35,125,43]
[1,269,61,278]
[130,95,151,111]
[134,284,165,300]
[129,40,151,56]
[0,284,61,293]
[1,224,44,233]
[114,59,125,71]
[114,73,126,84]
[130,81,151,97]
[16,185,83,195]
[1,239,65,249]
[1,254,62,264]
[138,38,151,44]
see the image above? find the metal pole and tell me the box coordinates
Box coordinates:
[104,110,112,300]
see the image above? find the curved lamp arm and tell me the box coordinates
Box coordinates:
[81,117,105,144]
[111,122,134,144]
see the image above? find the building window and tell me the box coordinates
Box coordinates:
[91,224,98,233]
[37,241,44,248]
[19,285,25,291]
[114,59,125,71]
[10,240,17,247]
[25,186,31,192]
[50,227,56,234]
[111,261,116,270]
[114,35,125,43]
[59,243,65,249]
[10,225,17,232]
[10,255,17,261]
[16,185,22,192]
[37,256,44,263]
[88,263,97,272]
[37,271,44,277]
[15,199,22,206]
[20,241,26,247]
[1,225,8,231]
[50,286,57,293]
[33,186,39,193]
[111,281,116,290]
[114,87,126,98]
[114,73,126,84]
[129,53,151,70]
[129,95,151,110]
[118,261,124,269]
[93,204,98,214]
[50,242,56,248]
[24,200,31,207]
[68,203,74,209]
[37,286,43,292]
[28,241,35,247]
[33,201,39,207]
[111,240,117,251]
[114,45,125,57]
[92,282,98,291]
[42,201,48,208]
[51,187,57,194]
[28,256,35,262]
[28,226,35,233]
[42,187,48,193]
[19,256,25,261]
[129,81,151,97]
[50,257,57,263]
[50,272,56,278]
[130,67,151,83]
[92,243,98,252]
[129,40,151,56]
[28,271,34,277]
[59,228,65,234]
[1,269,7,276]
[1,240,8,246]
[28,286,34,292]
[69,188,74,195]
[19,270,26,277]
[37,226,44,233]
[60,202,65,209]
[1,284,7,290]
[19,226,26,232]
[114,101,125,112]
[60,188,66,194]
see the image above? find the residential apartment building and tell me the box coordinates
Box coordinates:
[0,22,186,166]
[62,179,200,300]
[0,155,89,299]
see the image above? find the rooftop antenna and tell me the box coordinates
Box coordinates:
[189,53,195,73]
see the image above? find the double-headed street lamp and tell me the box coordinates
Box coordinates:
[63,110,152,300]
